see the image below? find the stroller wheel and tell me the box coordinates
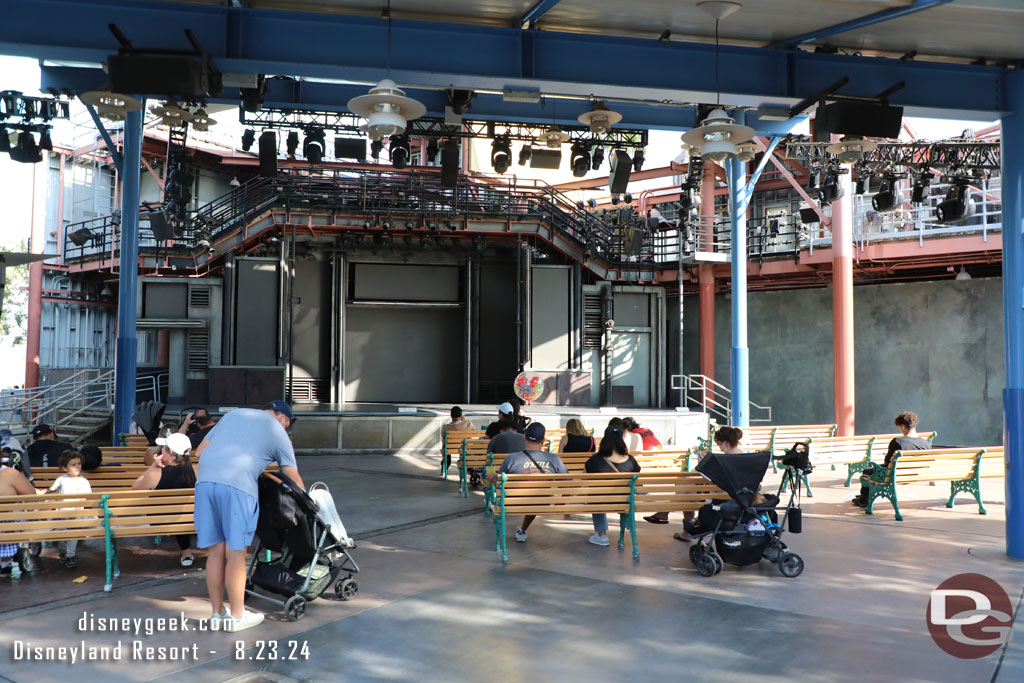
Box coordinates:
[711,554,724,575]
[688,544,702,566]
[469,472,482,488]
[695,554,717,577]
[763,541,787,563]
[779,552,804,578]
[284,595,307,621]
[336,578,358,601]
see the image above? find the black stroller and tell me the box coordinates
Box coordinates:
[686,447,808,578]
[246,473,360,620]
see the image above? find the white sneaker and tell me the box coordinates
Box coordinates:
[514,528,528,543]
[223,610,265,633]
[209,610,231,630]
[589,534,610,547]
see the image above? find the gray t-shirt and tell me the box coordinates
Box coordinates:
[489,430,526,454]
[196,408,297,499]
[497,449,568,475]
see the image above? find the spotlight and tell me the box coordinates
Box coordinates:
[389,134,411,169]
[491,134,512,174]
[36,128,52,152]
[9,131,41,163]
[806,172,817,190]
[286,131,299,156]
[363,220,373,229]
[518,144,532,166]
[576,200,585,210]
[68,228,94,246]
[910,172,934,204]
[303,128,326,164]
[381,220,391,230]
[370,139,384,160]
[0,126,9,153]
[426,139,439,164]
[871,176,903,212]
[855,177,866,195]
[817,172,843,203]
[935,181,976,223]
[587,198,597,209]
[632,149,645,172]
[611,195,619,206]
[447,89,475,116]
[591,146,605,170]
[241,129,256,151]
[570,142,590,178]
[623,192,633,204]
[679,189,694,211]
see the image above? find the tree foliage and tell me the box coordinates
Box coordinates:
[1,239,29,346]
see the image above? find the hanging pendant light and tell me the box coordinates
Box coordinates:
[735,139,765,163]
[682,108,755,162]
[347,79,426,139]
[826,136,878,164]
[190,108,216,131]
[537,125,570,149]
[151,99,193,127]
[577,101,622,134]
[80,88,143,122]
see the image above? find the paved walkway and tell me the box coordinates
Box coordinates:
[1,454,1022,682]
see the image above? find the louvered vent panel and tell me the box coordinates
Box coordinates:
[187,330,209,371]
[583,293,603,349]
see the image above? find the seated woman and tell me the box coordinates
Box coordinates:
[684,426,749,537]
[623,417,662,453]
[132,432,198,567]
[583,426,640,547]
[656,426,744,540]
[557,418,595,454]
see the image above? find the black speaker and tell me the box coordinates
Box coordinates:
[798,208,821,224]
[440,140,460,187]
[108,55,220,99]
[623,227,644,256]
[148,209,176,241]
[259,131,277,177]
[334,137,366,160]
[609,149,632,194]
[528,149,562,170]
[815,101,904,139]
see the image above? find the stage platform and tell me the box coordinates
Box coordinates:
[249,402,713,453]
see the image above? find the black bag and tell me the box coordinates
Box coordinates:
[778,442,813,474]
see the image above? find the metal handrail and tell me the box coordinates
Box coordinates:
[673,374,772,425]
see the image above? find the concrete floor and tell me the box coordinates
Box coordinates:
[1,454,1022,682]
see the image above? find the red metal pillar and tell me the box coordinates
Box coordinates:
[24,153,49,389]
[832,162,855,435]
[698,160,717,380]
[157,330,170,368]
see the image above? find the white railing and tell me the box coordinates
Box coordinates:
[671,374,772,424]
[0,369,115,434]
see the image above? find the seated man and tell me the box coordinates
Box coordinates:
[490,423,567,544]
[0,461,37,577]
[488,417,526,455]
[179,408,217,450]
[25,424,72,470]
[852,410,931,508]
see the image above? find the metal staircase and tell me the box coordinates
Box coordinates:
[673,374,772,425]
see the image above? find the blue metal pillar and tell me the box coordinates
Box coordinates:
[728,113,749,427]
[1003,70,1024,559]
[112,106,143,443]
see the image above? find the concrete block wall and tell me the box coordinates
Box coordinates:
[680,276,1004,447]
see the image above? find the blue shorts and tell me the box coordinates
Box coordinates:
[194,482,259,551]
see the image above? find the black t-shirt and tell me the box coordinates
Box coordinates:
[884,435,931,466]
[562,434,596,453]
[485,415,528,438]
[157,463,196,490]
[26,440,73,468]
[585,454,641,473]
[188,424,215,449]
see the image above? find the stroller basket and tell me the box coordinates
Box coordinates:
[252,560,340,601]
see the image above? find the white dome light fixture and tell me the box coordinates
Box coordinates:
[538,125,570,149]
[826,136,878,164]
[681,108,755,163]
[347,79,426,140]
[150,99,193,127]
[190,108,216,131]
[577,101,622,134]
[735,139,765,163]
[80,89,142,122]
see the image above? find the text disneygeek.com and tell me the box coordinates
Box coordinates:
[10,611,311,663]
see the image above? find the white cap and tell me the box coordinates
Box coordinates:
[497,402,514,415]
[156,432,192,456]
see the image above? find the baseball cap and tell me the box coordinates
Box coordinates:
[524,422,546,443]
[265,399,294,422]
[155,432,192,455]
[31,423,54,440]
[497,402,514,415]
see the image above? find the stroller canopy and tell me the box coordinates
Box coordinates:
[696,451,772,505]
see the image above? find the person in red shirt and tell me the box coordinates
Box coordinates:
[624,418,662,452]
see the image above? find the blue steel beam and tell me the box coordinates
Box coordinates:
[81,101,123,173]
[728,111,750,428]
[521,0,563,28]
[2,0,1006,119]
[769,0,954,50]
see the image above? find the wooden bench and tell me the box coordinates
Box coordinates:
[634,471,726,517]
[805,431,937,487]
[120,434,150,447]
[31,466,148,491]
[490,473,638,561]
[0,488,195,591]
[862,447,1004,520]
[458,439,493,496]
[442,429,486,478]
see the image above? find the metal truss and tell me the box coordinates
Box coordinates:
[785,139,1001,171]
[0,90,71,130]
[239,107,647,148]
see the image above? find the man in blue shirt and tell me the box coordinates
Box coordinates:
[194,400,304,632]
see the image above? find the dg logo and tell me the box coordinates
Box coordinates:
[927,573,1014,659]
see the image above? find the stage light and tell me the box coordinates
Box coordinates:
[389,134,411,169]
[491,134,512,174]
[518,144,532,166]
[587,198,597,210]
[935,181,976,223]
[806,172,817,190]
[611,195,619,206]
[570,142,590,177]
[241,129,256,151]
[855,177,866,195]
[817,172,843,203]
[303,128,326,164]
[591,146,605,170]
[871,176,903,212]
[286,131,299,156]
[0,126,9,153]
[426,139,439,164]
[370,139,384,160]
[623,192,633,204]
[910,172,933,203]
[38,128,52,151]
[68,228,94,246]
[9,131,41,163]
[679,189,694,211]
[448,89,475,116]
[347,79,425,138]
[632,149,645,172]
[576,200,585,210]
